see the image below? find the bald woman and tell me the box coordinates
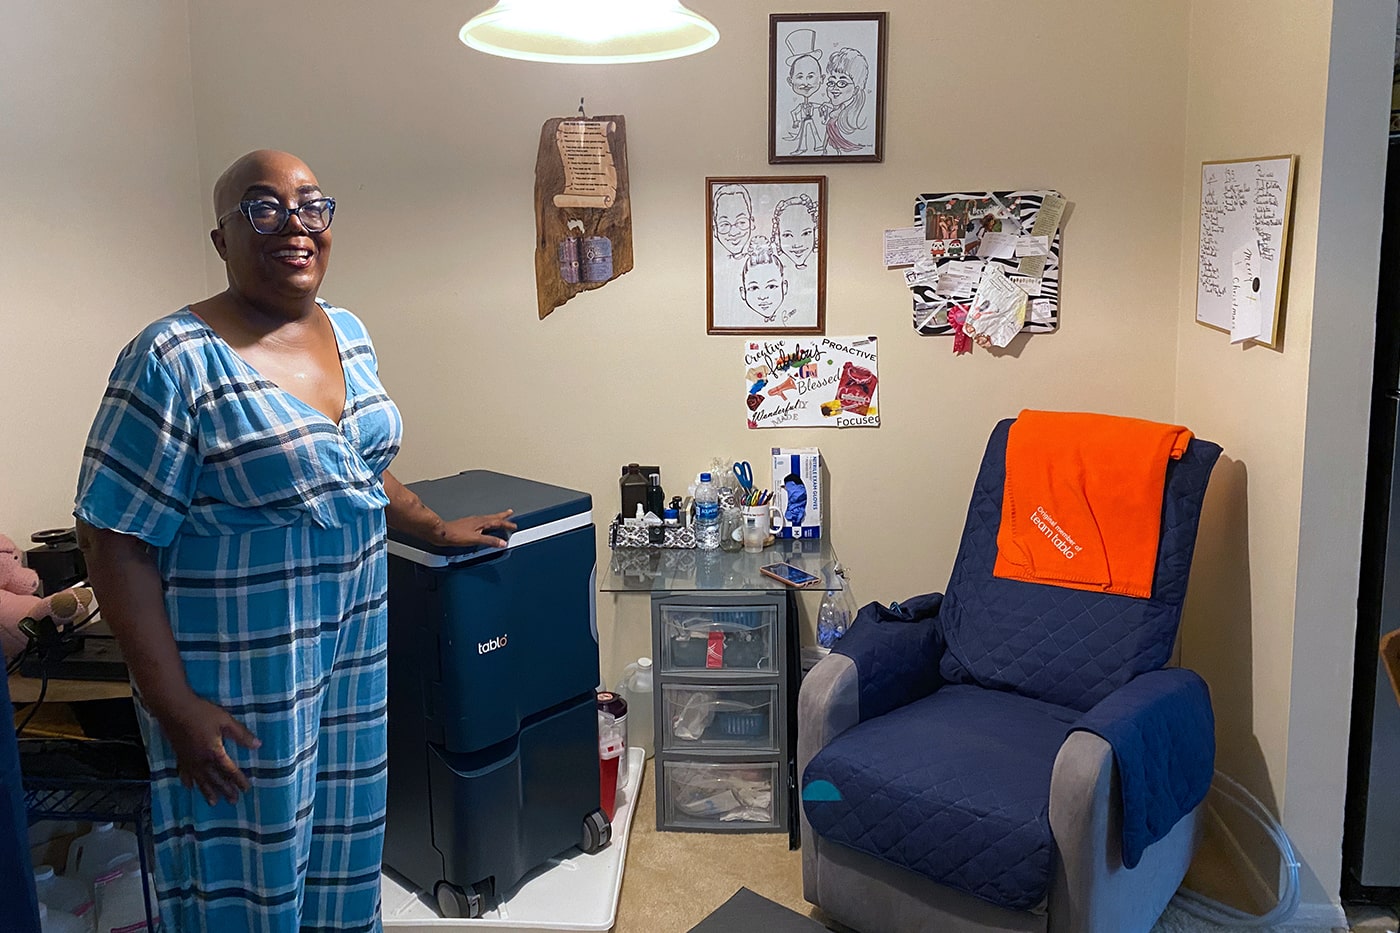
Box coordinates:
[75,150,514,931]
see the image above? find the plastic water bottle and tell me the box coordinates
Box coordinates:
[817,588,841,648]
[695,473,720,550]
[817,563,855,648]
[66,823,138,890]
[617,658,654,760]
[34,866,94,931]
[39,902,89,933]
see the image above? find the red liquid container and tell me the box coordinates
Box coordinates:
[597,691,628,821]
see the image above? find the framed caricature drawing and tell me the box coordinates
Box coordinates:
[769,12,887,164]
[707,176,827,336]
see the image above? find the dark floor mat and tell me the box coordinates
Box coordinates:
[687,887,829,932]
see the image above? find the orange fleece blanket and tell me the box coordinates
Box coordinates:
[993,411,1193,598]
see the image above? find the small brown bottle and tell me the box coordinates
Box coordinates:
[620,463,649,519]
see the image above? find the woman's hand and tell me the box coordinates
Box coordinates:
[438,510,517,549]
[154,696,261,806]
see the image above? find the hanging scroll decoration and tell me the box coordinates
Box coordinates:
[533,106,634,318]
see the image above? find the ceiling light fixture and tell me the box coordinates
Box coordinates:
[459,0,719,65]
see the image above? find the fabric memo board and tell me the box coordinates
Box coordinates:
[1194,155,1296,347]
[910,190,1063,337]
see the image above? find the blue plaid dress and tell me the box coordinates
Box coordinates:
[75,301,402,932]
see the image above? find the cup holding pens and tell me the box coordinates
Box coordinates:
[741,503,782,553]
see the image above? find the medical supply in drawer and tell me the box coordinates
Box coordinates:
[660,761,779,830]
[663,685,778,751]
[658,605,776,673]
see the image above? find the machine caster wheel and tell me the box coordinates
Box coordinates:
[581,809,612,853]
[435,881,485,919]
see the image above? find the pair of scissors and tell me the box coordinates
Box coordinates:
[732,460,754,494]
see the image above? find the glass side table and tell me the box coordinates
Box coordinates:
[598,537,844,595]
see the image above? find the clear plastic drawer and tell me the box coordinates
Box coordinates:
[657,604,777,674]
[661,684,778,752]
[660,760,780,830]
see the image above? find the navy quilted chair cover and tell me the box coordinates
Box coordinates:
[805,684,1078,911]
[938,419,1221,712]
[803,417,1221,912]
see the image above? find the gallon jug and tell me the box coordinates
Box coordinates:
[93,859,152,933]
[66,823,138,890]
[34,865,94,930]
[40,902,89,933]
[617,658,654,760]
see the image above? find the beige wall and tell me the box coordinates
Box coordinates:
[1174,0,1330,846]
[182,0,1189,668]
[0,1,208,544]
[1175,0,1392,914]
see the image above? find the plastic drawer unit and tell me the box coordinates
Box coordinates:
[650,592,792,834]
[383,470,608,919]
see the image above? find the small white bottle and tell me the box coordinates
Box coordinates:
[618,658,654,760]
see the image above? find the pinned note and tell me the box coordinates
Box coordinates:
[966,265,1029,348]
[1016,194,1066,278]
[1229,245,1262,344]
[884,227,927,268]
[975,231,1017,259]
[936,260,984,298]
[1015,235,1050,257]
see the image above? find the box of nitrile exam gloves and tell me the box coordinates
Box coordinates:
[771,447,822,538]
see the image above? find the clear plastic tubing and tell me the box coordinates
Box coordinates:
[1172,770,1300,927]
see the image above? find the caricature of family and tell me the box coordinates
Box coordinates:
[712,182,820,329]
[779,27,873,157]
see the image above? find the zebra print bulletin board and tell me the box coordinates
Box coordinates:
[908,190,1063,337]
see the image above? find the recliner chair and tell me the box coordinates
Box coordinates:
[799,417,1221,933]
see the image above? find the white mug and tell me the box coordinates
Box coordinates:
[741,504,782,552]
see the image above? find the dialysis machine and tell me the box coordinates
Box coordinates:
[383,470,608,919]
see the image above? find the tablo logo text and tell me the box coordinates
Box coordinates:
[478,635,508,655]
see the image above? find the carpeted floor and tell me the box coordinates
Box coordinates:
[614,760,1394,933]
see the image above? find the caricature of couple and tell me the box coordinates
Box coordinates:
[781,28,871,156]
[713,184,819,328]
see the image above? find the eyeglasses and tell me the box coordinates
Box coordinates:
[217,197,336,235]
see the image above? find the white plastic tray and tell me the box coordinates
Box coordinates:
[382,747,645,932]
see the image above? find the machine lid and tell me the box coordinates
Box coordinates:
[387,470,592,564]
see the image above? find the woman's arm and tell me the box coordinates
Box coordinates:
[383,470,517,548]
[76,521,259,805]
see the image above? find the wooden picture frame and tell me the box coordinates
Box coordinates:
[1194,155,1297,348]
[768,12,887,165]
[707,176,827,336]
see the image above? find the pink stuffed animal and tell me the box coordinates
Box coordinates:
[1,533,43,659]
[0,533,97,661]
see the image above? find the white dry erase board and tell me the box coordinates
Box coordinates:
[1195,155,1296,347]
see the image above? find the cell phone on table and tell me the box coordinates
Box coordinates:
[759,562,821,588]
